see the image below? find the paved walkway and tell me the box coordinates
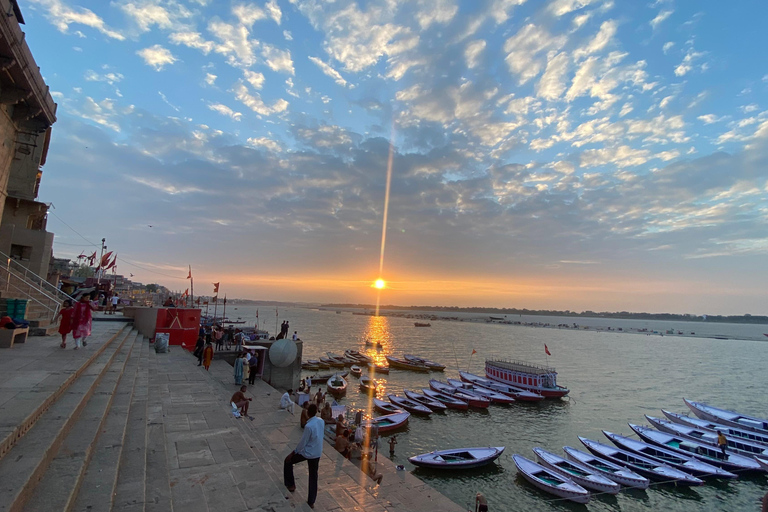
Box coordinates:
[151,345,465,512]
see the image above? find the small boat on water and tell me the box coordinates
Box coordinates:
[603,430,737,479]
[385,355,430,373]
[404,389,447,411]
[364,339,384,349]
[320,357,344,369]
[563,446,650,489]
[533,447,620,494]
[685,399,768,436]
[430,380,490,408]
[410,447,504,470]
[485,359,569,398]
[651,414,768,458]
[513,454,591,504]
[446,378,515,405]
[628,423,763,473]
[414,322,431,327]
[459,371,543,401]
[662,409,768,448]
[373,397,404,415]
[579,437,704,486]
[403,354,445,371]
[422,389,469,411]
[326,374,348,397]
[350,365,363,378]
[302,362,319,371]
[307,371,348,384]
[368,362,390,374]
[311,359,330,370]
[345,350,372,363]
[361,411,410,433]
[359,375,378,394]
[388,394,432,416]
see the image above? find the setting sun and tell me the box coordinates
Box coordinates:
[374,279,386,289]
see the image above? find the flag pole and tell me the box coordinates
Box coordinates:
[222,294,227,323]
[213,296,218,322]
[275,307,278,338]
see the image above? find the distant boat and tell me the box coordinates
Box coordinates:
[410,446,505,470]
[336,311,341,314]
[387,394,432,416]
[414,322,431,327]
[386,355,430,373]
[373,397,403,415]
[649,414,768,458]
[349,365,362,378]
[513,454,590,504]
[359,375,378,394]
[367,362,390,374]
[459,371,543,401]
[422,389,469,411]
[429,380,489,408]
[662,409,768,447]
[403,354,446,371]
[489,316,504,321]
[445,378,515,405]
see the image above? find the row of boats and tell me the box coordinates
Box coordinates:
[513,399,768,504]
[302,350,447,375]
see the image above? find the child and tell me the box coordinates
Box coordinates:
[56,300,74,348]
[389,435,397,458]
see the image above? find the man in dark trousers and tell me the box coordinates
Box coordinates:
[194,336,205,366]
[284,403,322,508]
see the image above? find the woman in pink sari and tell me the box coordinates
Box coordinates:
[72,293,97,349]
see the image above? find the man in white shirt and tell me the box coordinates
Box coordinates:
[285,403,322,509]
[292,331,298,341]
[280,389,295,414]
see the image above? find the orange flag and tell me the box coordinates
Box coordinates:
[471,349,477,355]
[213,282,220,293]
[545,344,551,356]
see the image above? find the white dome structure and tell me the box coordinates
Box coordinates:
[269,339,297,368]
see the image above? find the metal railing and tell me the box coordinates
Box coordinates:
[0,251,72,304]
[0,252,69,321]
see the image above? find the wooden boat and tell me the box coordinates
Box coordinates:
[579,437,704,486]
[410,447,504,469]
[604,430,737,479]
[345,350,372,363]
[429,380,489,408]
[327,352,356,367]
[404,389,447,411]
[446,378,515,405]
[359,375,378,394]
[385,355,430,373]
[485,359,569,398]
[360,411,410,433]
[326,374,348,397]
[308,359,330,370]
[685,399,768,436]
[662,409,768,447]
[422,389,469,411]
[349,365,363,378]
[320,357,344,369]
[367,362,390,374]
[387,394,432,416]
[307,371,348,384]
[414,322,431,327]
[563,446,650,489]
[373,397,404,415]
[403,354,445,371]
[628,423,763,473]
[301,362,319,371]
[513,454,590,504]
[364,339,383,349]
[459,371,543,401]
[650,414,768,458]
[533,447,621,494]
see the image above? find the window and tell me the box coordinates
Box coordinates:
[10,244,32,261]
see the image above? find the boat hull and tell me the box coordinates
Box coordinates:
[685,399,768,436]
[422,389,469,410]
[533,447,620,494]
[563,446,649,489]
[388,395,432,416]
[410,447,504,470]
[513,454,590,504]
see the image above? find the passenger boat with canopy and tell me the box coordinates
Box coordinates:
[459,371,544,401]
[485,359,569,398]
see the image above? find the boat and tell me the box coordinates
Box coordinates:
[578,437,704,485]
[359,375,378,394]
[404,389,447,411]
[320,357,344,369]
[533,447,621,494]
[485,359,569,398]
[446,378,515,405]
[385,355,430,373]
[373,397,404,415]
[387,395,433,416]
[350,365,363,378]
[563,446,650,489]
[301,362,319,371]
[685,399,768,436]
[360,411,410,433]
[429,380,489,408]
[403,354,445,371]
[368,362,390,374]
[327,352,356,366]
[414,322,431,327]
[628,423,763,473]
[364,339,384,349]
[410,447,504,469]
[513,454,591,504]
[650,414,768,458]
[662,409,768,447]
[757,457,768,471]
[422,389,469,411]
[306,371,348,384]
[309,359,330,370]
[326,374,348,397]
[603,430,737,479]
[459,371,544,401]
[345,350,372,363]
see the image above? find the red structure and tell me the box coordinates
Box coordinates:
[155,308,201,346]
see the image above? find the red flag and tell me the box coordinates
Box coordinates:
[105,254,117,270]
[187,266,192,279]
[545,344,551,356]
[212,295,218,301]
[213,282,219,293]
[77,252,86,259]
[88,251,97,265]
[181,289,189,298]
[471,349,477,355]
[100,251,113,267]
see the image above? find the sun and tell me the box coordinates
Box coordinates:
[374,279,386,289]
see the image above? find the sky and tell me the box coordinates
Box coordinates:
[22,0,768,315]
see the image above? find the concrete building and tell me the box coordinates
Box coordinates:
[0,0,57,276]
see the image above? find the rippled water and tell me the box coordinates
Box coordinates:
[227,306,768,511]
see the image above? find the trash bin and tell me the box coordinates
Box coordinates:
[154,332,170,353]
[13,299,27,319]
[6,299,17,317]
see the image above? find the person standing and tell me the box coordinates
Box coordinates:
[56,299,74,349]
[248,351,259,385]
[194,336,205,366]
[241,353,250,384]
[202,342,214,371]
[234,352,244,385]
[214,326,224,351]
[284,321,290,337]
[717,431,728,457]
[388,435,397,458]
[284,403,322,509]
[72,294,97,349]
[111,294,120,314]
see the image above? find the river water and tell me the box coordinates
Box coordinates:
[224,305,768,511]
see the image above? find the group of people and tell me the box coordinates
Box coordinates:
[234,350,259,385]
[55,294,98,349]
[199,324,245,351]
[276,320,299,341]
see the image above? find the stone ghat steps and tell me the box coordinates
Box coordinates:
[0,325,135,512]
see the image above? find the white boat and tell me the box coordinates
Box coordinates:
[409,446,504,469]
[757,457,768,472]
[579,437,704,486]
[563,446,650,489]
[404,389,448,411]
[459,371,544,401]
[663,409,768,447]
[533,447,620,494]
[373,397,403,415]
[387,394,432,416]
[445,378,515,405]
[429,380,489,408]
[650,414,768,459]
[421,389,469,410]
[685,399,768,436]
[512,454,590,504]
[360,411,410,433]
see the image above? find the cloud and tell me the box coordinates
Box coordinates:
[580,145,651,168]
[574,20,618,59]
[415,0,458,29]
[243,70,265,89]
[266,0,282,24]
[536,52,569,101]
[232,4,266,26]
[232,81,288,116]
[662,41,674,54]
[247,136,282,152]
[464,40,486,69]
[208,19,258,67]
[84,69,124,85]
[169,32,215,54]
[698,114,723,125]
[262,44,295,74]
[137,45,178,71]
[650,10,673,29]
[549,0,598,17]
[208,103,242,120]
[674,47,706,76]
[204,73,217,85]
[308,56,348,87]
[120,2,180,32]
[28,0,124,40]
[504,24,566,84]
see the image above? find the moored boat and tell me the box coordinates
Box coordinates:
[373,397,404,415]
[662,409,768,448]
[368,362,390,374]
[410,447,504,469]
[579,437,704,486]
[385,355,430,373]
[459,371,544,401]
[650,414,768,458]
[302,362,319,371]
[404,389,448,411]
[533,447,621,494]
[359,375,378,394]
[446,378,515,405]
[320,356,344,369]
[307,370,348,384]
[350,365,363,378]
[685,399,768,437]
[414,322,431,327]
[345,350,372,363]
[388,394,432,416]
[513,454,590,504]
[326,374,348,397]
[361,411,410,433]
[403,354,446,371]
[422,389,469,411]
[563,446,650,489]
[485,359,569,398]
[429,380,490,408]
[757,457,768,471]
